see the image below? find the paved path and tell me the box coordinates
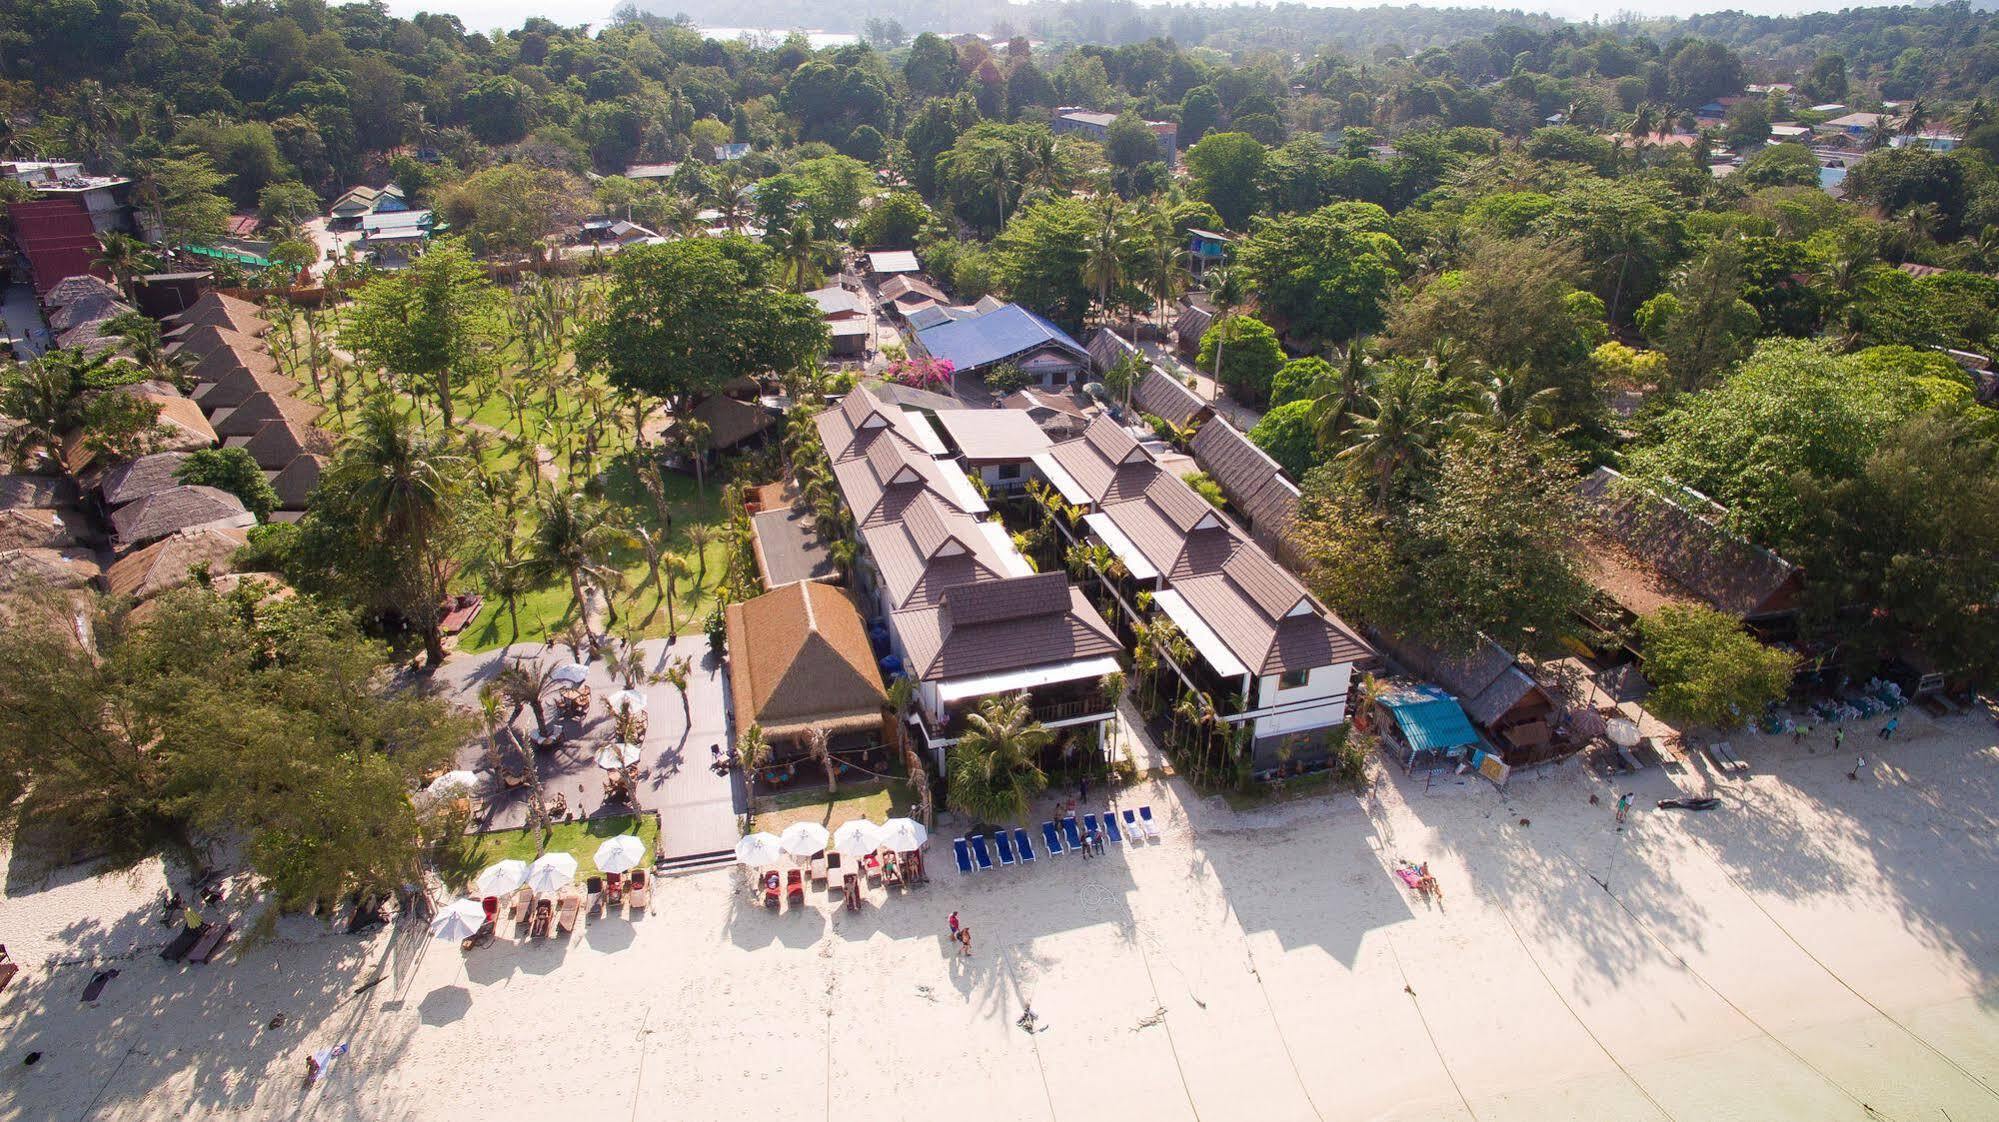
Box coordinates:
[2,281,49,361]
[431,635,740,858]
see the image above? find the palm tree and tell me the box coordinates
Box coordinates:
[885,676,934,827]
[525,490,629,646]
[945,694,1051,825]
[480,684,549,833]
[1142,217,1186,331]
[1083,199,1133,326]
[480,541,535,643]
[1336,363,1451,510]
[768,209,833,291]
[660,655,692,730]
[100,312,184,385]
[668,416,714,498]
[94,232,153,302]
[0,350,120,472]
[658,549,690,638]
[329,400,465,666]
[1900,97,1929,138]
[684,524,715,592]
[805,725,837,795]
[737,723,771,832]
[1956,98,1993,138]
[828,537,858,584]
[496,658,558,741]
[1204,266,1244,404]
[1310,340,1373,446]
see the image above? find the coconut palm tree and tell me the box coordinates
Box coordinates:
[804,725,837,795]
[658,549,691,638]
[683,524,715,591]
[945,694,1051,825]
[885,676,935,827]
[660,655,692,730]
[1335,363,1452,510]
[496,657,559,740]
[1142,216,1186,330]
[331,399,467,666]
[93,232,154,303]
[525,490,629,645]
[737,723,771,832]
[480,683,549,833]
[1310,339,1373,446]
[1083,198,1133,325]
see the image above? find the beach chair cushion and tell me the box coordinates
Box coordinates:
[971,835,994,871]
[1014,827,1035,863]
[1123,808,1140,837]
[1061,817,1082,849]
[1103,811,1123,844]
[953,837,972,873]
[1139,805,1162,839]
[1041,821,1064,856]
[995,831,1016,865]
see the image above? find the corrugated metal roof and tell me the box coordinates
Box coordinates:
[915,304,1089,374]
[1379,686,1481,752]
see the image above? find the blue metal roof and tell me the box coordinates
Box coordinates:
[1379,685,1480,752]
[914,304,1088,373]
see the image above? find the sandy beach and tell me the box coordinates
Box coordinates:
[3,706,1996,1122]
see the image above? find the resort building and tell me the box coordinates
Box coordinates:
[1037,415,1374,770]
[813,389,1124,769]
[911,303,1092,387]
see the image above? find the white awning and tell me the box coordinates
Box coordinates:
[976,522,1036,577]
[1082,512,1160,582]
[937,656,1123,704]
[1031,453,1091,506]
[935,459,988,513]
[1152,588,1249,679]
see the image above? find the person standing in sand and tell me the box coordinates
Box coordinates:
[1616,792,1633,826]
[948,911,960,940]
[1851,753,1867,781]
[958,926,973,957]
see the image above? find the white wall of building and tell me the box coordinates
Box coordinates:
[1250,662,1353,740]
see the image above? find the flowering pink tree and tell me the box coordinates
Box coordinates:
[886,356,955,389]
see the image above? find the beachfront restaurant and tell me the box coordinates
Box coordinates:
[1376,685,1485,775]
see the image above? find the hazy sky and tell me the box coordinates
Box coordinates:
[379,0,1896,34]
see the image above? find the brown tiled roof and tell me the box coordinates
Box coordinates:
[239,417,336,470]
[99,451,192,507]
[56,319,119,350]
[1223,549,1311,620]
[880,275,948,305]
[270,454,327,509]
[1004,388,1085,418]
[1173,564,1372,677]
[1087,327,1141,374]
[0,507,74,551]
[48,294,132,333]
[110,484,254,549]
[0,547,101,591]
[142,393,220,451]
[941,571,1069,625]
[724,581,887,739]
[1134,366,1210,428]
[167,291,268,336]
[1577,467,1802,619]
[816,388,932,464]
[857,492,1009,611]
[895,585,1121,681]
[187,341,279,387]
[193,365,298,412]
[1173,305,1213,347]
[1240,474,1300,548]
[42,275,122,308]
[103,526,249,600]
[1144,471,1227,535]
[686,393,776,451]
[1375,631,1552,729]
[1084,414,1146,465]
[213,392,325,440]
[1191,419,1288,512]
[165,324,261,364]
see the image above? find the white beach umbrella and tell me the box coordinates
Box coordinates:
[429,898,486,941]
[595,742,643,770]
[524,852,579,894]
[779,821,830,858]
[474,859,529,897]
[427,770,478,796]
[1606,718,1642,749]
[735,832,785,866]
[551,662,590,685]
[606,689,648,713]
[832,819,882,859]
[594,835,648,874]
[876,817,929,852]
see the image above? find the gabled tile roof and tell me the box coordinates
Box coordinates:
[941,571,1069,625]
[894,584,1121,681]
[270,453,327,509]
[109,484,253,550]
[213,392,324,440]
[99,451,192,507]
[192,365,298,412]
[724,581,887,739]
[166,291,268,336]
[1191,419,1289,514]
[1087,327,1141,374]
[239,417,336,470]
[187,342,279,386]
[1134,366,1210,429]
[165,324,261,364]
[858,492,1007,610]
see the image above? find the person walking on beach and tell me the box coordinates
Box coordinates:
[1834,727,1845,755]
[1879,717,1899,741]
[1850,753,1867,781]
[957,926,973,957]
[1078,774,1090,804]
[948,911,960,940]
[1616,792,1633,826]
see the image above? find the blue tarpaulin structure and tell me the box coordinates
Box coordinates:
[914,303,1089,374]
[1379,685,1481,763]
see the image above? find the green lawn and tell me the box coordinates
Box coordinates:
[441,812,659,892]
[752,778,916,836]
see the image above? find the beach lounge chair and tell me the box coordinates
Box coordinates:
[1041,821,1064,856]
[160,925,204,962]
[1139,805,1162,839]
[461,920,497,950]
[971,834,994,872]
[481,896,500,923]
[1083,813,1100,842]
[556,891,582,933]
[585,875,604,914]
[994,831,1016,866]
[1014,827,1035,865]
[509,888,534,922]
[762,871,781,908]
[1122,808,1140,839]
[1102,811,1123,845]
[785,868,805,906]
[626,870,650,910]
[0,946,15,993]
[1061,817,1083,851]
[954,837,973,873]
[810,853,829,885]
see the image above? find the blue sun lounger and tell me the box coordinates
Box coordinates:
[1041,821,1064,856]
[1061,816,1083,851]
[1014,827,1035,864]
[1102,810,1123,845]
[1082,813,1101,851]
[1138,805,1161,839]
[1123,808,1141,838]
[971,834,995,871]
[995,830,1016,866]
[954,837,972,872]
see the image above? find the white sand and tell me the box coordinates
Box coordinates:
[3,707,1997,1121]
